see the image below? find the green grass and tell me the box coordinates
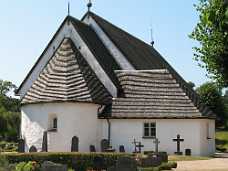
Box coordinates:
[216,130,228,152]
[168,155,211,161]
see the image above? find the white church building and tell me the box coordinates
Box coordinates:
[16,9,215,156]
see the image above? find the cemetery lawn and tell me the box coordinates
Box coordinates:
[169,155,211,161]
[216,130,228,152]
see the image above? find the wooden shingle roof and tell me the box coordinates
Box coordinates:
[100,70,214,119]
[18,12,215,118]
[22,38,111,104]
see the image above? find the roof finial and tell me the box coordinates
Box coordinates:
[68,1,70,16]
[87,0,92,12]
[150,28,155,47]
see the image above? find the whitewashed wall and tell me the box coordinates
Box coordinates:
[21,102,101,152]
[100,119,215,156]
[21,103,215,156]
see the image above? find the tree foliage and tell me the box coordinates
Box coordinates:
[196,82,227,126]
[0,80,20,142]
[190,0,228,87]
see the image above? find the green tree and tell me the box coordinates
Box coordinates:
[0,80,16,96]
[196,82,227,126]
[190,0,228,87]
[0,79,20,142]
[224,90,228,117]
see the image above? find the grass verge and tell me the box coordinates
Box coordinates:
[169,155,211,161]
[216,130,228,152]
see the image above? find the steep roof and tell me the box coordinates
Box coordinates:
[100,70,211,119]
[70,16,121,88]
[86,12,215,118]
[23,38,111,104]
[17,11,215,118]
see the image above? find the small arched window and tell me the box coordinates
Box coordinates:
[53,118,58,130]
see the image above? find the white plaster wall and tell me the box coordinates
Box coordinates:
[101,119,215,156]
[21,102,102,152]
[199,119,215,156]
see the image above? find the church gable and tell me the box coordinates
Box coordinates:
[22,38,111,104]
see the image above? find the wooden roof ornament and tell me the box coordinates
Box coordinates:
[87,0,92,12]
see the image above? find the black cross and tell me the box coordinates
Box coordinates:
[136,142,144,153]
[173,134,184,155]
[132,139,144,153]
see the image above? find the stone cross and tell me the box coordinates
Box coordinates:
[132,139,138,153]
[173,134,184,155]
[132,139,144,153]
[153,138,160,154]
[136,142,144,153]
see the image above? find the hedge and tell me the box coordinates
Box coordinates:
[0,152,131,171]
[141,162,177,171]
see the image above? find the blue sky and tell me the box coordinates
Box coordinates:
[0,0,210,88]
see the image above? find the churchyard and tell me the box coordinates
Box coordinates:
[0,136,228,171]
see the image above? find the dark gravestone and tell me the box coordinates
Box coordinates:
[29,145,37,152]
[173,134,184,155]
[119,145,125,153]
[18,139,25,153]
[101,139,109,152]
[71,136,79,152]
[41,161,67,171]
[42,131,48,152]
[107,157,137,171]
[90,145,96,152]
[185,149,191,156]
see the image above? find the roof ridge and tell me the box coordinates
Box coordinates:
[87,12,154,49]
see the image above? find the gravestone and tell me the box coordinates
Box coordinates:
[185,149,191,156]
[101,139,109,152]
[29,145,37,152]
[108,157,137,171]
[90,145,96,152]
[153,138,160,154]
[71,136,79,152]
[42,131,48,152]
[173,134,184,155]
[41,161,67,171]
[119,145,125,152]
[18,139,25,153]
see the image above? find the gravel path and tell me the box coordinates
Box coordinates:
[174,158,228,171]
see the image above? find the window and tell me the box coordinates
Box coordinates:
[143,122,156,138]
[48,114,58,132]
[53,118,58,129]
